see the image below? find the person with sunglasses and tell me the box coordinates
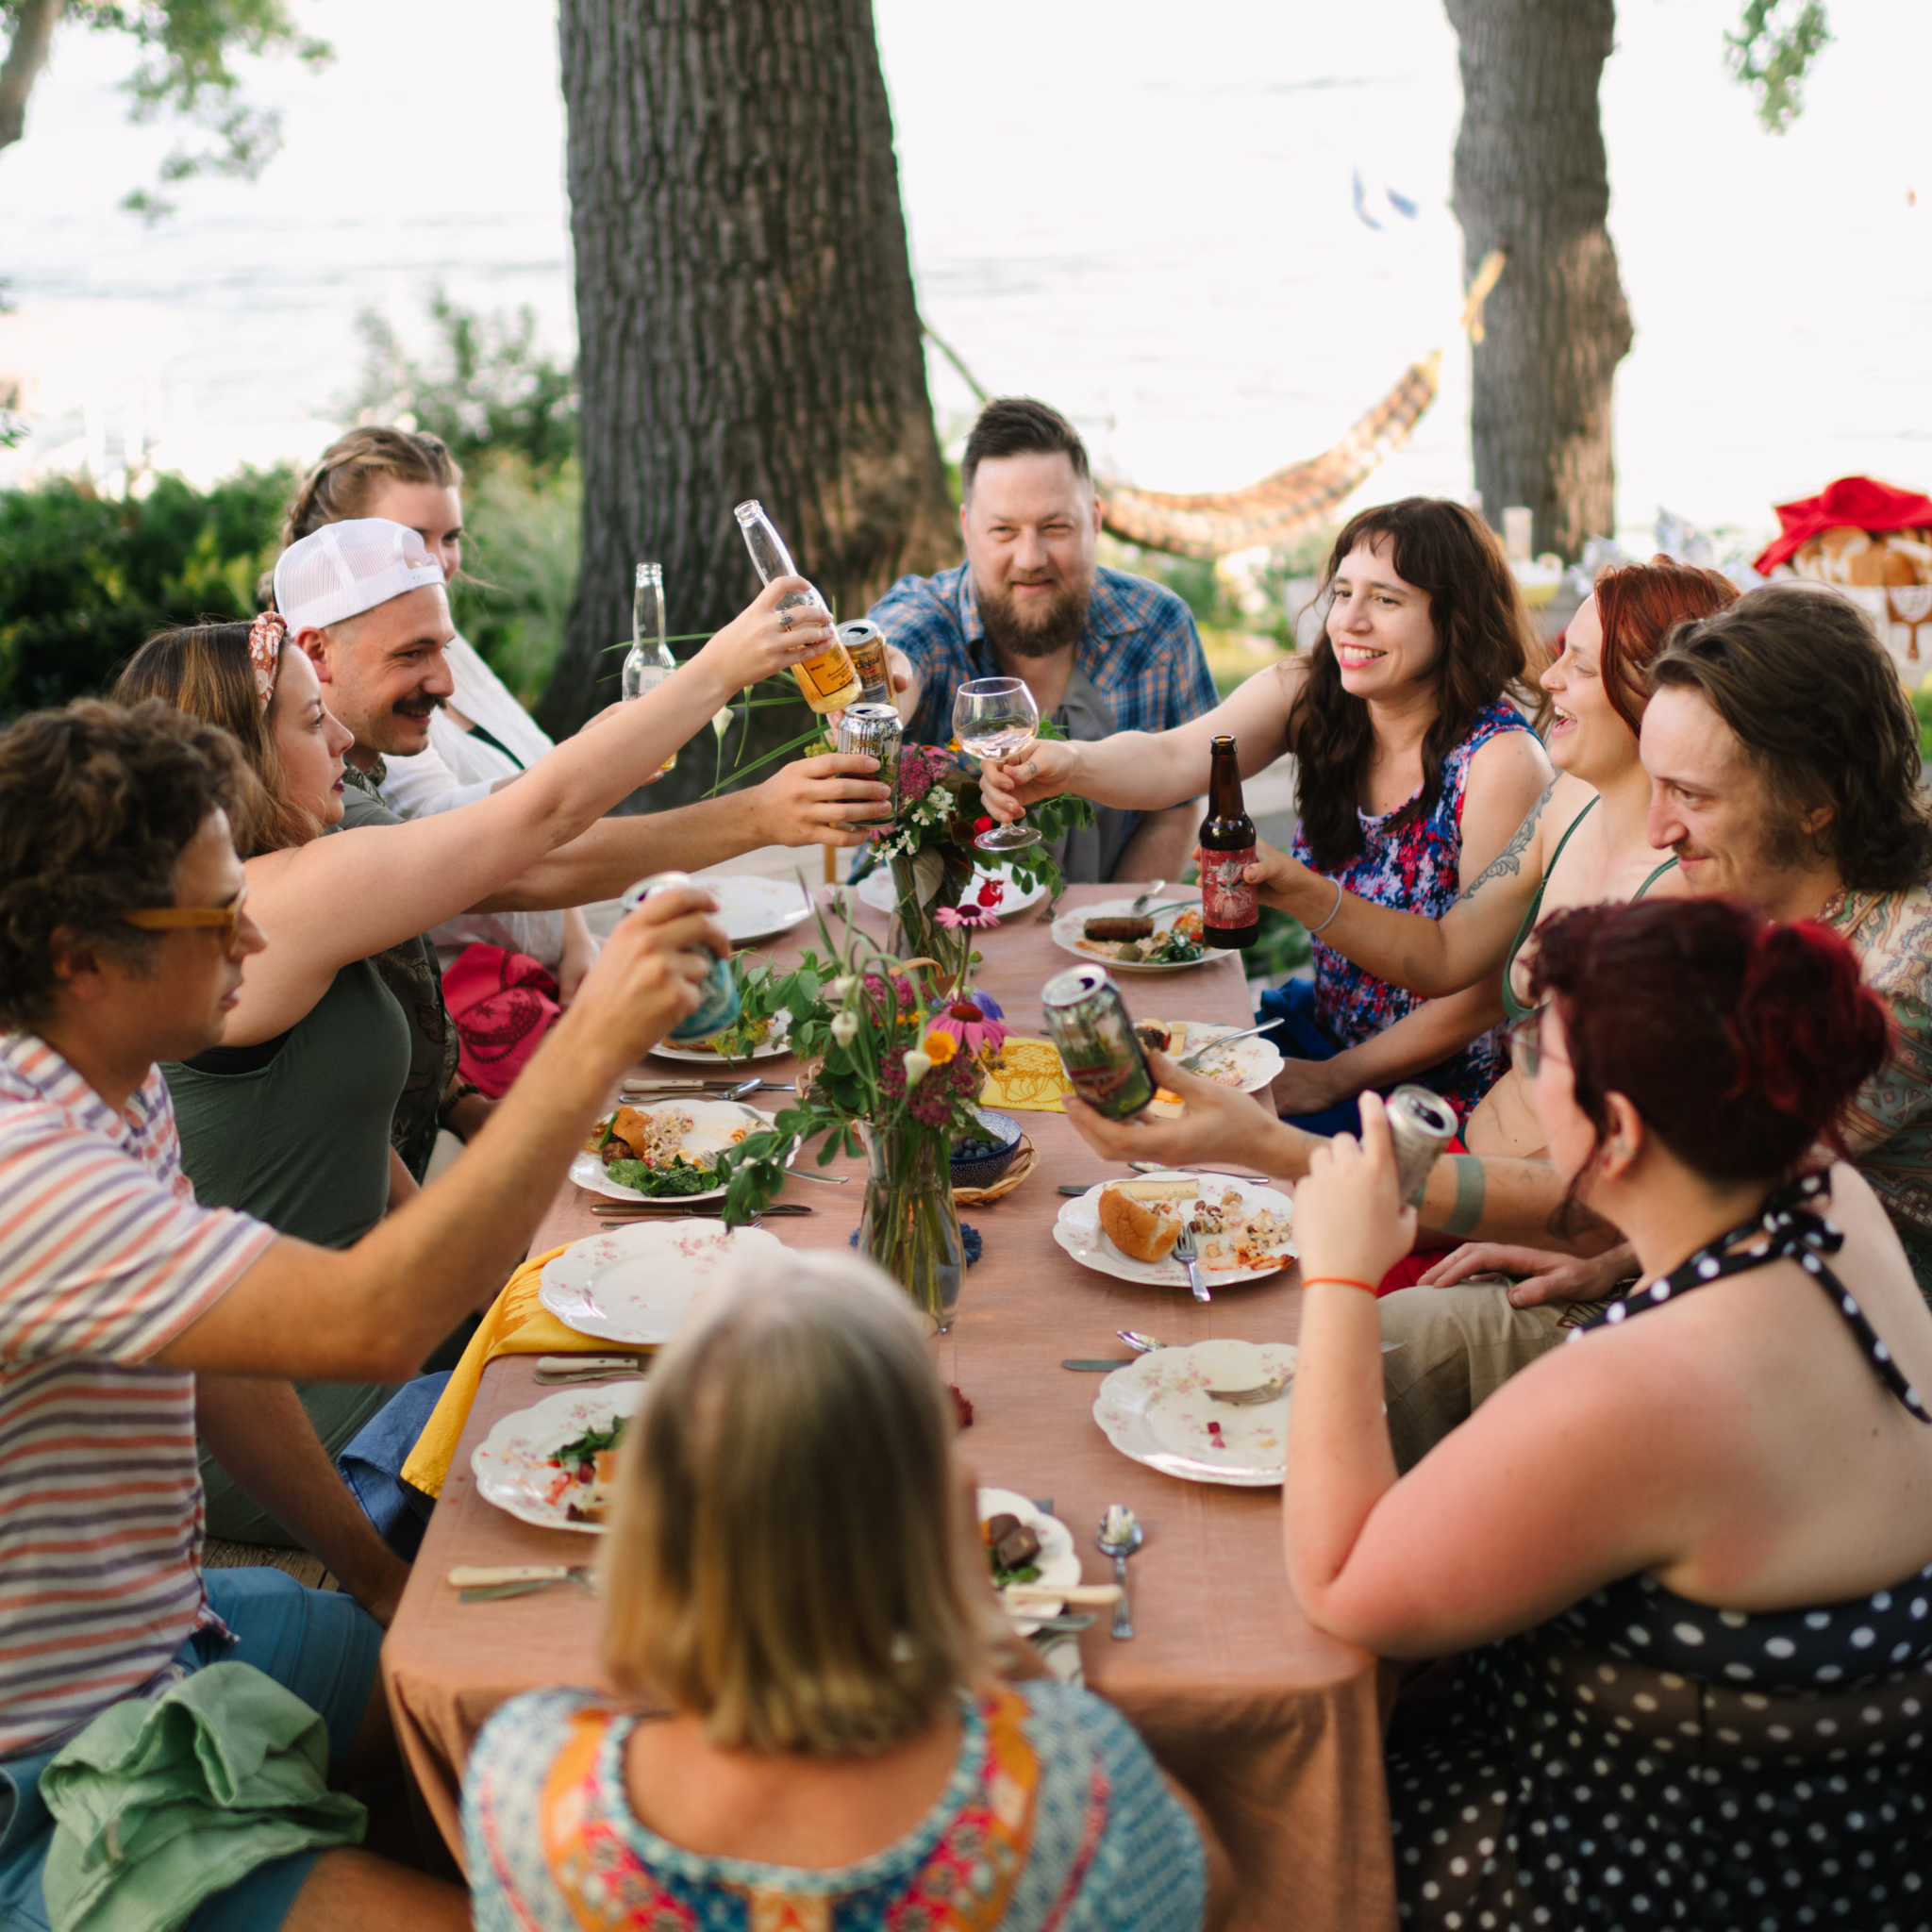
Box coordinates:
[0,696,726,1932]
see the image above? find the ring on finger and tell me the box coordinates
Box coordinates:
[778,610,793,631]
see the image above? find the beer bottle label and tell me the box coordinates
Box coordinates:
[1200,846,1258,928]
[797,645,858,700]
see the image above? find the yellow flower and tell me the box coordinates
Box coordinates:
[922,1030,958,1066]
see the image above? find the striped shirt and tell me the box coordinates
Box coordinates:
[0,1033,275,1758]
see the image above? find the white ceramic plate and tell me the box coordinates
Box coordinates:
[471,1381,647,1534]
[1093,1339,1299,1487]
[703,874,815,945]
[1049,893,1236,974]
[647,1011,793,1066]
[539,1221,786,1345]
[855,863,1047,922]
[571,1098,780,1205]
[1052,1171,1296,1291]
[976,1487,1082,1637]
[1139,1019,1284,1109]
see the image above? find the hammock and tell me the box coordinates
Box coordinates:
[1090,250,1507,561]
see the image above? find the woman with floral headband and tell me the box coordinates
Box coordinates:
[115,535,823,1543]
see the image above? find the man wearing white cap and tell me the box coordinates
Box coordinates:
[275,520,475,1174]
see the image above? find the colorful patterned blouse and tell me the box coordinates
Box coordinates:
[463,1682,1205,1932]
[1290,696,1534,1123]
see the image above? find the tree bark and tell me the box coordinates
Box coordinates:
[1445,0,1633,561]
[545,0,958,778]
[0,0,65,154]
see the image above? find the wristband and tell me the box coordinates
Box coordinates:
[439,1080,484,1126]
[1301,1275,1379,1294]
[1308,877,1344,935]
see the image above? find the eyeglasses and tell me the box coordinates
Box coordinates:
[1506,1008,1567,1079]
[121,884,250,957]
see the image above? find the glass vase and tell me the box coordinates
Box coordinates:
[858,1124,966,1335]
[887,846,976,986]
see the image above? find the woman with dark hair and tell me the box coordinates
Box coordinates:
[1282,896,1932,1928]
[1247,558,1737,1164]
[982,498,1554,1129]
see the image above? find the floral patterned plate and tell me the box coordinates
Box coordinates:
[538,1222,786,1344]
[1052,1172,1296,1291]
[569,1099,782,1205]
[471,1382,648,1535]
[976,1487,1083,1637]
[1049,893,1237,974]
[1093,1339,1299,1487]
[855,862,1047,921]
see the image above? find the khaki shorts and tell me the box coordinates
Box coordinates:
[1377,1281,1608,1473]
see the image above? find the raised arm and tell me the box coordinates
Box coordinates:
[978,658,1303,823]
[156,888,719,1380]
[230,582,828,1038]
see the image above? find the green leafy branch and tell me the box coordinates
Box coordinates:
[1726,0,1830,133]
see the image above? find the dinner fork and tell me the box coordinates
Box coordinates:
[1172,1224,1210,1304]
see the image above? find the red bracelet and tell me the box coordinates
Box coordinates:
[1301,1275,1378,1294]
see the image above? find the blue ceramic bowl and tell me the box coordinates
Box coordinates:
[950,1108,1024,1191]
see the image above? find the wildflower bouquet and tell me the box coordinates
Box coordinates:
[721,895,1012,1330]
[867,724,1093,974]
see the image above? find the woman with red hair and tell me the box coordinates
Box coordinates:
[1287,897,1932,1929]
[1251,558,1736,1164]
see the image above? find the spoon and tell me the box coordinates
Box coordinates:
[1095,1507,1144,1641]
[1126,880,1168,915]
[1117,1329,1168,1352]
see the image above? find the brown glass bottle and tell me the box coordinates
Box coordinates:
[1198,735,1258,948]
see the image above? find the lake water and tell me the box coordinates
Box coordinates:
[2,0,1928,551]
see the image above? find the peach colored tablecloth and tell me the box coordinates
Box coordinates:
[380,885,1397,1931]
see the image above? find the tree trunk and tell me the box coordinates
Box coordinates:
[1445,0,1633,562]
[0,0,65,154]
[545,0,958,784]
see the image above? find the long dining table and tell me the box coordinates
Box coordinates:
[379,881,1398,1931]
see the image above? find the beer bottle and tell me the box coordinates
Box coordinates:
[732,500,862,713]
[1198,735,1258,948]
[622,561,678,774]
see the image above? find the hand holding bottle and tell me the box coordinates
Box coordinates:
[689,576,841,697]
[1236,841,1336,924]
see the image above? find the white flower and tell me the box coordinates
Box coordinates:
[830,1011,859,1047]
[711,706,736,740]
[903,1049,931,1088]
[828,975,856,1000]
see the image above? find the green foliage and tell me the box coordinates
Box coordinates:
[350,290,578,479]
[1726,0,1831,133]
[6,1,336,217]
[1246,906,1312,984]
[1912,684,1932,759]
[451,458,583,708]
[0,466,291,718]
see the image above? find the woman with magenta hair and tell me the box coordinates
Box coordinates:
[1281,897,1932,1927]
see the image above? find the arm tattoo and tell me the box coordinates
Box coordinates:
[1439,1155,1488,1239]
[1457,776,1559,903]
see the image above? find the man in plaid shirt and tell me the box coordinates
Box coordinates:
[871,398,1218,884]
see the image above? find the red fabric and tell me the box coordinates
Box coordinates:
[1753,475,1932,575]
[441,944,561,1100]
[1375,1134,1468,1296]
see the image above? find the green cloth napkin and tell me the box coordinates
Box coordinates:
[40,1662,365,1932]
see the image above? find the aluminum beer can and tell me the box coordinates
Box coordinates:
[618,871,741,1043]
[1041,965,1156,1120]
[1386,1083,1458,1207]
[835,703,902,826]
[837,619,892,705]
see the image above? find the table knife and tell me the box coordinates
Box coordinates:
[1062,1357,1136,1371]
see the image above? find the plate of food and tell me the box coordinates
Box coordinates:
[855,863,1047,922]
[703,874,815,946]
[470,1382,647,1533]
[976,1487,1082,1637]
[647,1009,792,1066]
[539,1220,786,1345]
[1053,1173,1296,1290]
[1131,1019,1284,1111]
[1050,896,1235,974]
[571,1098,781,1203]
[1093,1338,1298,1487]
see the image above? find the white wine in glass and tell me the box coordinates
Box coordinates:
[954,677,1042,853]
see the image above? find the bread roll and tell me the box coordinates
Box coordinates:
[1098,1184,1184,1263]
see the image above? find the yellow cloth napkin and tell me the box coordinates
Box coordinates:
[979,1036,1073,1114]
[402,1244,633,1499]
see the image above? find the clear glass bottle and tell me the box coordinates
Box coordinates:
[732,499,862,713]
[622,561,677,774]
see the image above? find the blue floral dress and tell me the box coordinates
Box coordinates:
[1289,696,1532,1123]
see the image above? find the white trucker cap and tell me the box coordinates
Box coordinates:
[273,518,446,633]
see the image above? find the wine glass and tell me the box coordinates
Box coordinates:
[954,676,1042,853]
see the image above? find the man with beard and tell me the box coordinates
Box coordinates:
[872,397,1217,883]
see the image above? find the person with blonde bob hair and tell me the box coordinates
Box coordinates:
[462,1253,1209,1930]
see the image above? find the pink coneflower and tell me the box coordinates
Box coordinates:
[925,991,1008,1057]
[934,903,1000,933]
